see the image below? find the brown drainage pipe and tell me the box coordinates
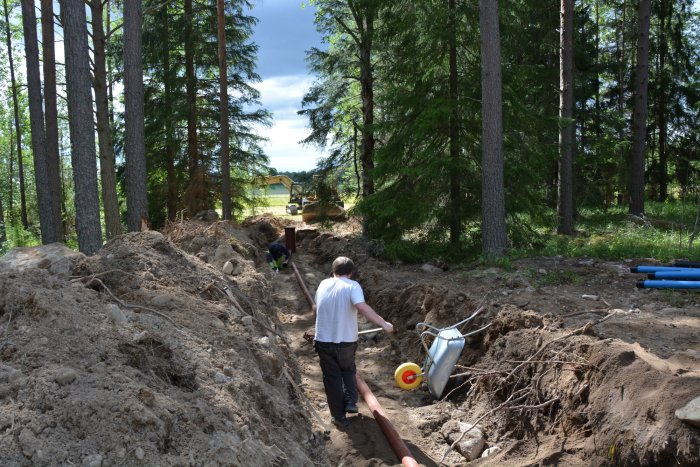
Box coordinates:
[355,373,420,467]
[291,262,316,309]
[290,261,419,467]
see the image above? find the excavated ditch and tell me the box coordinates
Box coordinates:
[0,216,697,466]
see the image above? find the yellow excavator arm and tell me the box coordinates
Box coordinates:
[264,175,304,214]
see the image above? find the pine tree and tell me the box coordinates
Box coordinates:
[63,0,103,254]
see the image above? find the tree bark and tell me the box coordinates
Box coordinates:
[629,0,651,216]
[616,1,627,204]
[557,0,574,235]
[123,0,149,231]
[0,188,5,244]
[448,0,461,245]
[656,0,669,202]
[91,0,122,238]
[63,0,103,254]
[161,4,177,221]
[183,0,207,217]
[343,1,376,237]
[4,0,28,229]
[217,0,231,220]
[41,0,64,240]
[21,0,59,243]
[479,0,507,257]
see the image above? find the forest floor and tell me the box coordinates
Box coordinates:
[0,214,698,466]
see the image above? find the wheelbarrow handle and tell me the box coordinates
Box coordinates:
[358,327,384,335]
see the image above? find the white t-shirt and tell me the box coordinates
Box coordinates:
[314,276,365,343]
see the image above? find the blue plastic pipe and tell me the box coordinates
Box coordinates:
[630,265,690,273]
[649,270,700,280]
[637,280,700,289]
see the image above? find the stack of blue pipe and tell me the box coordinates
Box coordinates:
[632,261,700,289]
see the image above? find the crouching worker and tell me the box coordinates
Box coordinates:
[266,242,291,272]
[314,256,394,429]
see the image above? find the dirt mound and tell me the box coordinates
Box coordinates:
[0,228,326,466]
[0,217,698,466]
[393,304,700,466]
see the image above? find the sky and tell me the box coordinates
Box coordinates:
[247,0,327,173]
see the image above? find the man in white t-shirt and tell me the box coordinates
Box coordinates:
[314,256,394,429]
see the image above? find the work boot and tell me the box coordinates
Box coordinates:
[331,416,350,429]
[345,403,358,414]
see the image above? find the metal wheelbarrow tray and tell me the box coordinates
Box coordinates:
[394,307,491,398]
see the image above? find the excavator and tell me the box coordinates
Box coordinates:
[264,175,305,214]
[264,174,345,221]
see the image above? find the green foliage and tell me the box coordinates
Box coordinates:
[138,0,270,228]
[368,200,700,265]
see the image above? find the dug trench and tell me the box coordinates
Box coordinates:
[0,215,697,466]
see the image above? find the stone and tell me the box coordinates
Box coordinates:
[581,294,599,301]
[481,445,502,458]
[190,236,208,252]
[258,336,270,347]
[676,396,700,428]
[659,307,685,316]
[214,372,231,384]
[442,421,485,461]
[151,295,172,308]
[421,264,443,274]
[241,316,254,327]
[134,447,145,460]
[213,244,235,268]
[194,210,218,221]
[222,261,234,275]
[18,428,39,457]
[106,304,127,325]
[195,251,208,262]
[0,243,85,278]
[0,364,22,383]
[54,367,77,386]
[82,454,103,467]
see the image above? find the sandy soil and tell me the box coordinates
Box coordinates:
[0,214,698,466]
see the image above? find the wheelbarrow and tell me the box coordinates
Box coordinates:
[394,307,491,398]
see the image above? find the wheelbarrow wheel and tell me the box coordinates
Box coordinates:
[394,362,423,390]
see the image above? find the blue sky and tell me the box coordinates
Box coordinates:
[248,0,326,172]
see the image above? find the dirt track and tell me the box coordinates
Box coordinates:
[0,215,698,466]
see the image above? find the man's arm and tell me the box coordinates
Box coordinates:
[356,302,394,333]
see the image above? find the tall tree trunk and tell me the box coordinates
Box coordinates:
[63,0,103,254]
[217,0,231,220]
[183,0,205,217]
[91,0,122,239]
[21,0,60,243]
[656,0,668,202]
[448,0,461,245]
[0,190,5,244]
[594,0,602,143]
[124,0,149,231]
[557,0,574,235]
[162,5,177,221]
[41,0,64,241]
[479,0,507,257]
[616,1,627,204]
[341,2,376,236]
[106,1,115,127]
[4,0,28,229]
[8,132,14,212]
[629,0,651,216]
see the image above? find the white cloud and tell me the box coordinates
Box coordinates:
[254,74,325,172]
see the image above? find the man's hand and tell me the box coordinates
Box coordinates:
[382,322,395,334]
